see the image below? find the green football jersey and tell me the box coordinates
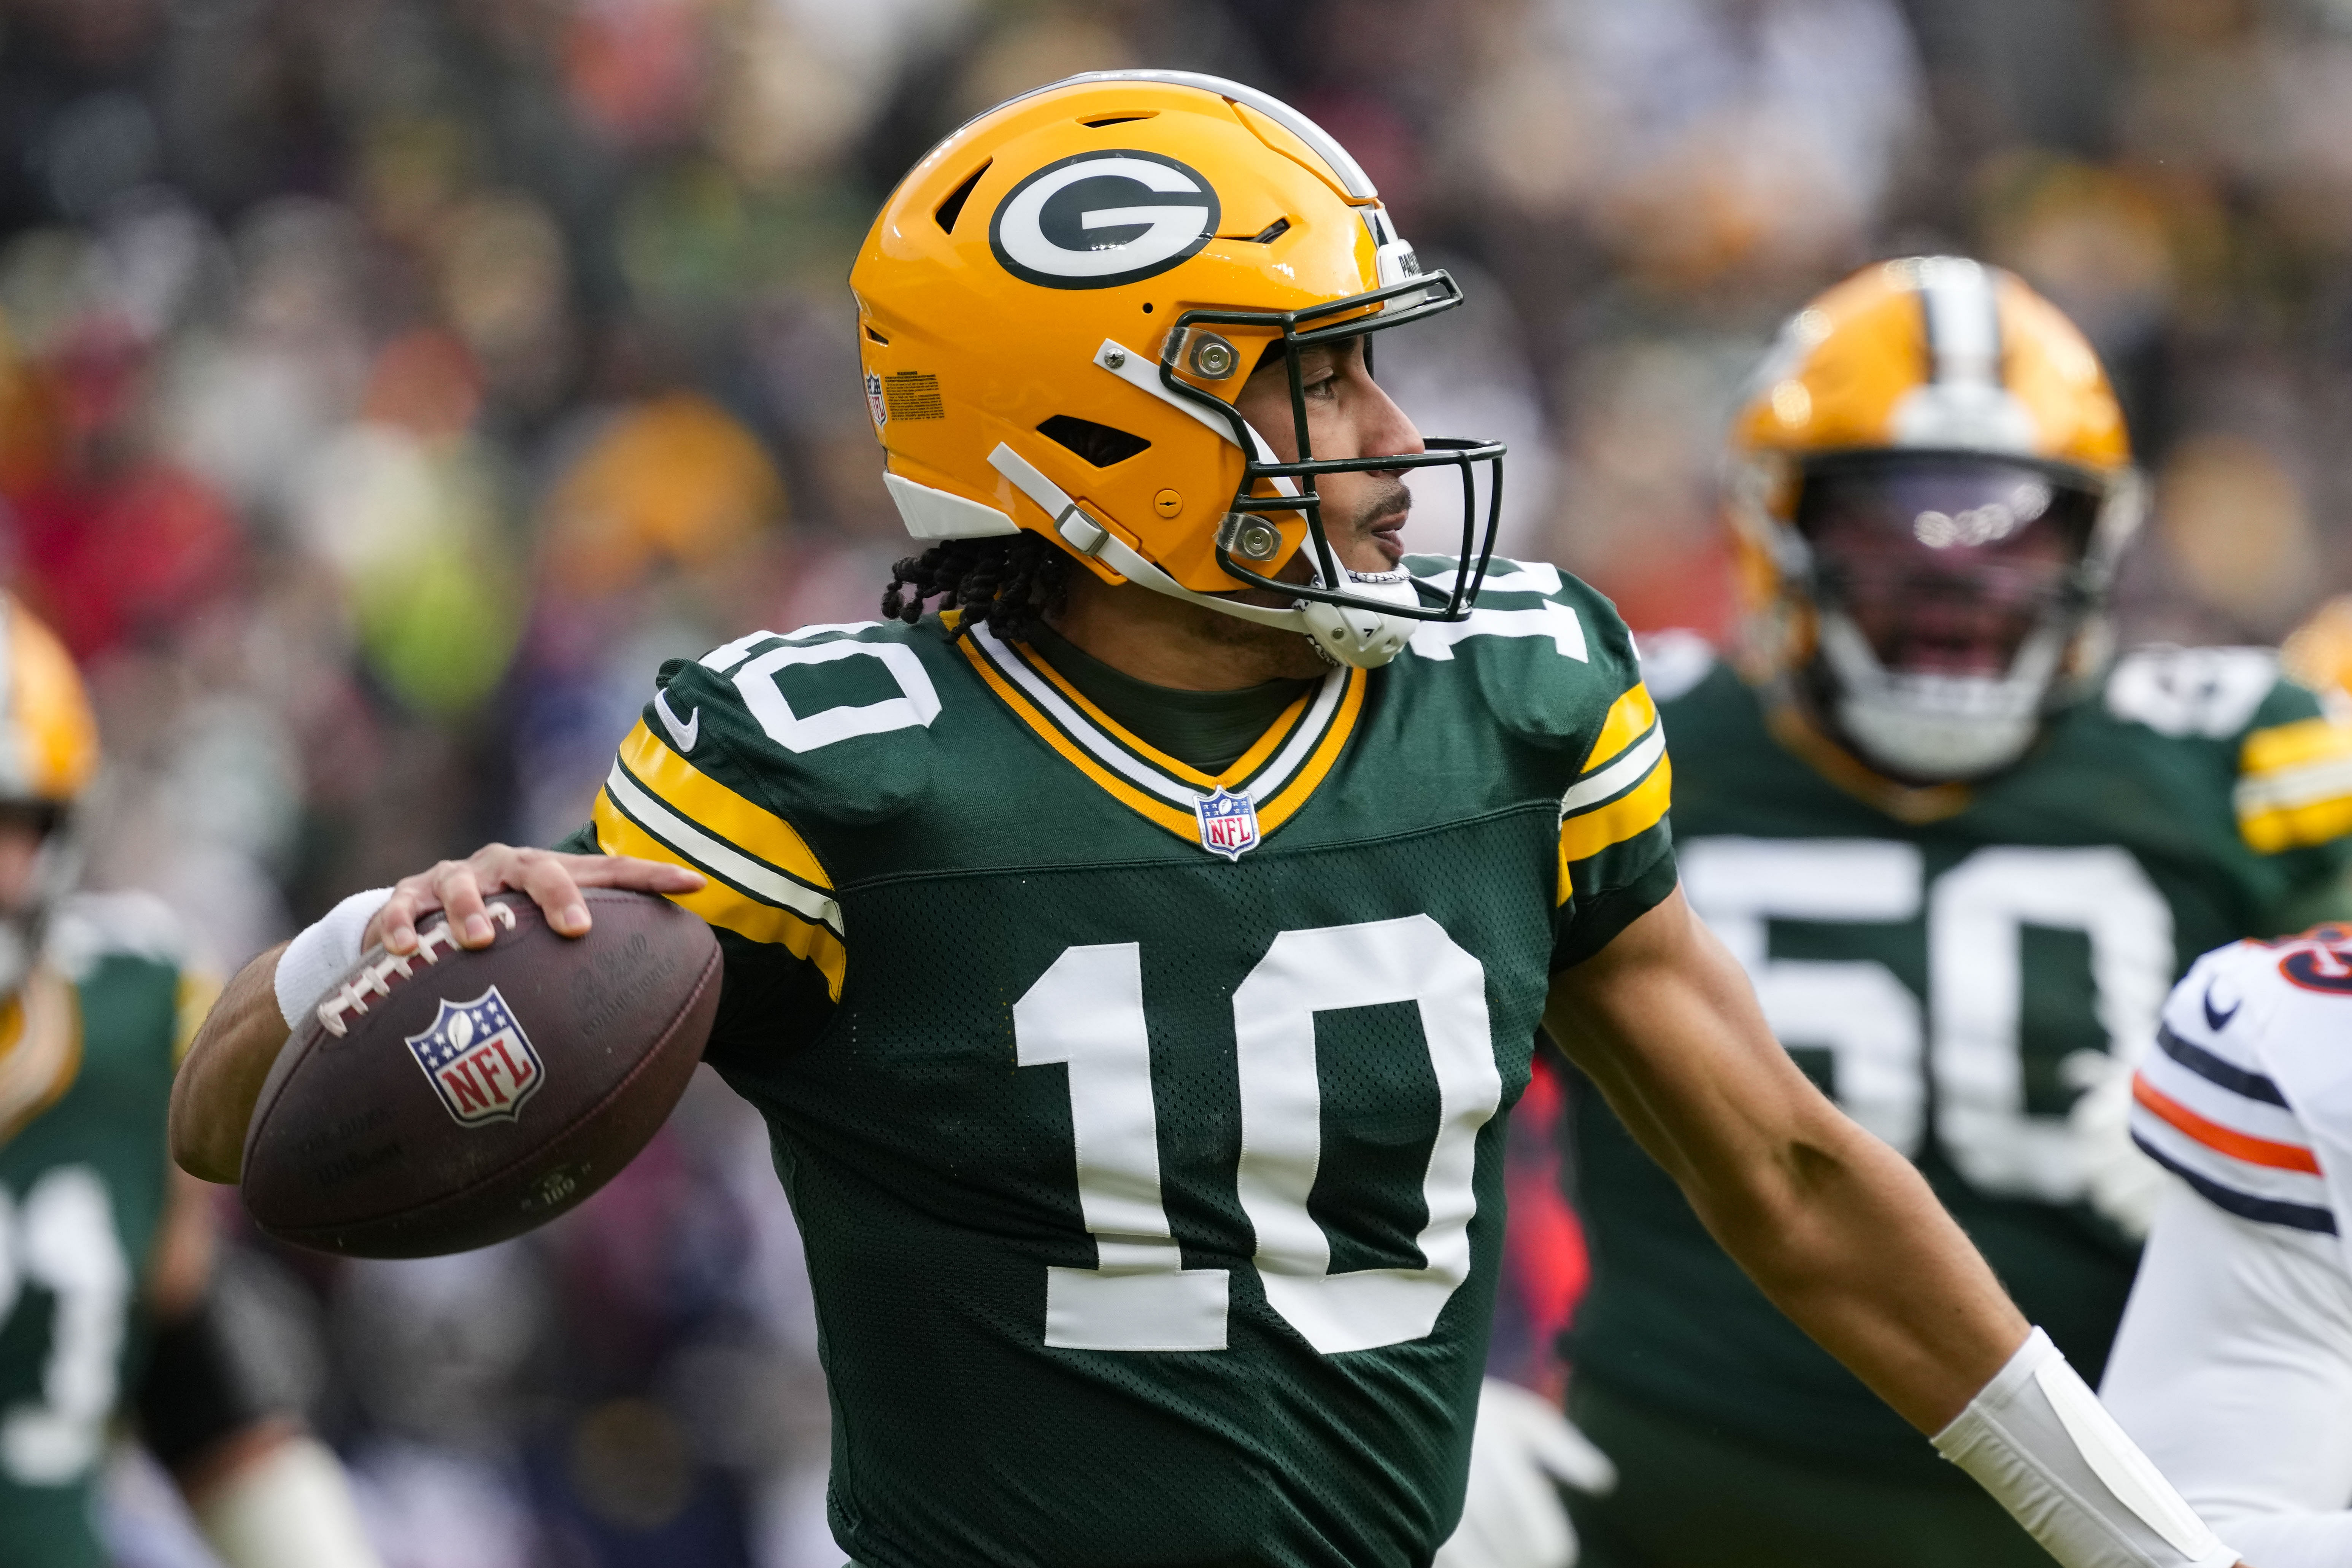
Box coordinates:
[584,556,1675,1568]
[0,894,195,1568]
[1569,635,2352,1483]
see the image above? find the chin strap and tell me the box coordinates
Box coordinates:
[985,443,1415,668]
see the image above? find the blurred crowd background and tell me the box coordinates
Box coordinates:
[10,0,2351,1563]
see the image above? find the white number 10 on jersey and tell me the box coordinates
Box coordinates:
[1016,915,1501,1356]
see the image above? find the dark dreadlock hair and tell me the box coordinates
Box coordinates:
[881,533,1073,645]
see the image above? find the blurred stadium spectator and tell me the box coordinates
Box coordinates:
[8,0,2352,1562]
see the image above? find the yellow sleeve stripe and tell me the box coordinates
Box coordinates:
[2241,715,2352,776]
[2234,718,2352,852]
[600,763,840,932]
[593,787,847,1001]
[2235,717,2352,852]
[2239,793,2352,855]
[1561,721,1666,818]
[616,721,831,891]
[1558,753,1673,903]
[1581,682,1659,774]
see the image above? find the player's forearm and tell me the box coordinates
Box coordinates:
[1696,1099,2026,1433]
[1548,890,2024,1432]
[170,942,289,1183]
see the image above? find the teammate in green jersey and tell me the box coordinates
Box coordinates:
[0,594,378,1568]
[1541,257,2352,1568]
[173,77,2254,1568]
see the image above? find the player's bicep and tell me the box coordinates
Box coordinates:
[1544,886,1822,1197]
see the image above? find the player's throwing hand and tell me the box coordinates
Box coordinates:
[368,845,703,953]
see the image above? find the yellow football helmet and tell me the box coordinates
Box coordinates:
[0,596,98,996]
[848,70,1504,667]
[1726,257,2141,780]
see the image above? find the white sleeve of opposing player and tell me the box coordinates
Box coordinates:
[2101,1185,2352,1568]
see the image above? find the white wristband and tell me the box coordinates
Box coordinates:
[194,1433,383,1568]
[1934,1328,2238,1568]
[274,888,392,1031]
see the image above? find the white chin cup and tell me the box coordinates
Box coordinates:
[1819,614,2065,780]
[1295,569,1419,669]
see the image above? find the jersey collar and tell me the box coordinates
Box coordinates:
[959,622,1366,850]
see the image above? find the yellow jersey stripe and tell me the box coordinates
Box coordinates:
[958,640,1201,839]
[1557,755,1674,903]
[1581,683,1659,774]
[1561,723,1666,816]
[593,788,848,999]
[2241,715,2352,777]
[2240,794,2352,855]
[601,764,842,934]
[2237,755,2352,815]
[615,721,831,892]
[1258,667,1367,833]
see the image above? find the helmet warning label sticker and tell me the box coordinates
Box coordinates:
[881,371,944,421]
[990,150,1220,290]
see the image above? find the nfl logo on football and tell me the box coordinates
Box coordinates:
[1194,787,1260,861]
[405,987,547,1126]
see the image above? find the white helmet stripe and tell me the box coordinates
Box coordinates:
[1916,257,2003,388]
[1004,71,1378,202]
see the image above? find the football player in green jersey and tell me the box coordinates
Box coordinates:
[174,77,2254,1568]
[1537,257,2352,1568]
[0,595,378,1568]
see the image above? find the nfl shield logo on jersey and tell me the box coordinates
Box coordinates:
[405,987,546,1126]
[1194,787,1261,861]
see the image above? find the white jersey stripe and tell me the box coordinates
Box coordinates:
[2130,1112,2336,1231]
[2140,1048,2315,1150]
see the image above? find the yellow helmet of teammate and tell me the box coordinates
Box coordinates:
[1725,256,2142,780]
[0,595,98,996]
[849,70,1504,668]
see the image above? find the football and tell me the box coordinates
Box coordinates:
[240,889,722,1258]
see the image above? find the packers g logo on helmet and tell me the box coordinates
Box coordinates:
[989,150,1222,290]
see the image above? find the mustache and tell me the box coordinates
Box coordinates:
[1356,483,1413,530]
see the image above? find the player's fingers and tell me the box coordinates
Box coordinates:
[511,850,595,938]
[373,874,448,956]
[435,859,497,948]
[565,853,706,894]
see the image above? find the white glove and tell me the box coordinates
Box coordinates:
[2064,1048,2178,1241]
[1436,1378,1618,1568]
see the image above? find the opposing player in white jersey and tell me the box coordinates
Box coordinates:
[2103,925,2352,1566]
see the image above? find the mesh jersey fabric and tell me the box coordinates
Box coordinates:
[583,555,1675,1568]
[0,895,193,1568]
[1569,636,2352,1485]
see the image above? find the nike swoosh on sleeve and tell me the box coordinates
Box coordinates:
[2202,982,2241,1034]
[654,689,700,753]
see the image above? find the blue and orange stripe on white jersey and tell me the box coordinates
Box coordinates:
[2131,945,2336,1235]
